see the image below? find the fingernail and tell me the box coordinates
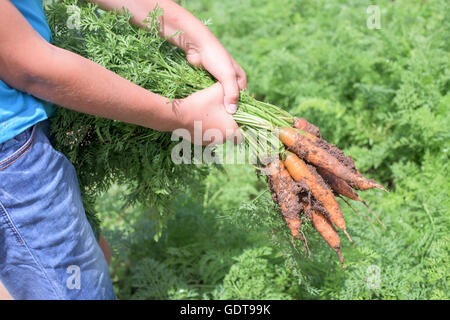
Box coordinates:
[226,104,237,114]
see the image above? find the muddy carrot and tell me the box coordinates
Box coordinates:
[316,167,360,200]
[303,202,345,268]
[266,159,305,242]
[293,117,321,138]
[283,152,352,242]
[278,127,387,192]
[292,119,356,170]
[317,167,386,228]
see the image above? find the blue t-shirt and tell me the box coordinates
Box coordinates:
[0,0,55,144]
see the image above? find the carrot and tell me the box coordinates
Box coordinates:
[293,117,321,138]
[289,122,387,227]
[284,216,303,241]
[283,151,352,242]
[303,202,345,268]
[266,159,305,243]
[278,127,387,192]
[316,167,360,200]
[317,167,386,228]
[293,121,357,171]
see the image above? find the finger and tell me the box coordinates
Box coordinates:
[200,83,242,144]
[231,58,248,90]
[219,71,240,114]
[185,47,202,68]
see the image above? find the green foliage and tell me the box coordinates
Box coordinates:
[220,246,298,300]
[46,0,449,299]
[45,0,214,238]
[95,170,315,300]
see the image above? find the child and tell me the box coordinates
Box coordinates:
[0,0,246,299]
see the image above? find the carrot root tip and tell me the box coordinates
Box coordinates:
[335,248,346,269]
[343,229,353,243]
[362,200,387,229]
[369,181,389,193]
[339,195,375,224]
[377,185,389,193]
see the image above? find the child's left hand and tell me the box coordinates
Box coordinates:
[184,38,247,114]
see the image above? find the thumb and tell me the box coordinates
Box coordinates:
[221,74,240,114]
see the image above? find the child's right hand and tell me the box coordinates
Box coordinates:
[174,83,242,146]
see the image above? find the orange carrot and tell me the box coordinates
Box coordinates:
[292,119,356,171]
[283,152,352,242]
[284,216,303,241]
[316,167,360,200]
[317,167,386,228]
[303,202,345,268]
[293,117,321,138]
[278,127,387,192]
[266,159,305,243]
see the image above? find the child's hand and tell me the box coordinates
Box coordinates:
[175,83,242,146]
[184,39,247,114]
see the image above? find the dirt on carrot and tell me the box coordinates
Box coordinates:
[283,152,351,236]
[278,127,387,192]
[292,118,355,169]
[265,159,306,243]
[315,139,356,171]
[315,167,385,227]
[316,167,360,201]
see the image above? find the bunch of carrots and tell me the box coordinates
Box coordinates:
[253,115,388,268]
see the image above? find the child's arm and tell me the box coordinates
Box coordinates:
[90,0,247,113]
[0,1,239,144]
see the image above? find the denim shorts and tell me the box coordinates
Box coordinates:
[0,120,115,300]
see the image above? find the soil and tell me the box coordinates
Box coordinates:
[292,118,356,171]
[314,138,356,171]
[266,162,304,221]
